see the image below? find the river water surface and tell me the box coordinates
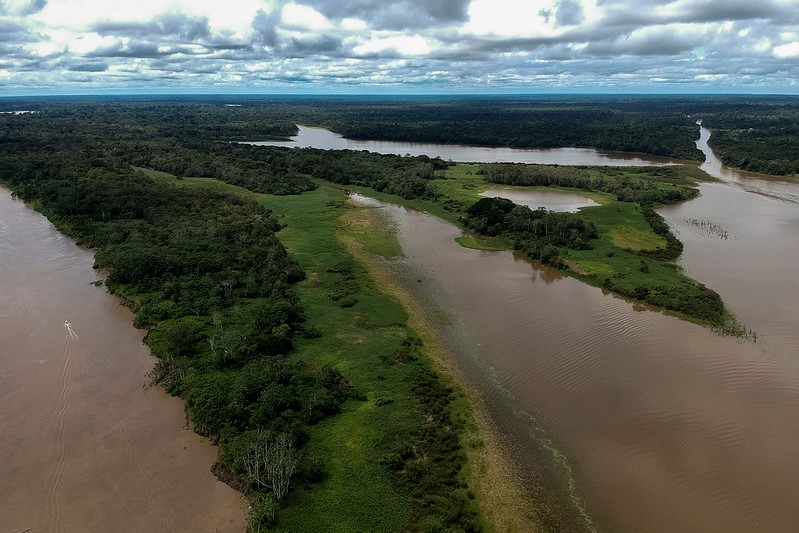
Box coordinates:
[247,125,681,166]
[480,188,600,212]
[0,190,247,532]
[6,120,798,532]
[341,125,799,532]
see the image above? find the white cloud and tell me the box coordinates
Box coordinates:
[465,0,561,37]
[69,33,118,55]
[3,0,799,92]
[281,3,332,32]
[773,41,799,58]
[353,35,431,56]
[341,17,367,31]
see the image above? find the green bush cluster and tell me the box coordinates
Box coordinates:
[381,368,482,532]
[463,197,598,268]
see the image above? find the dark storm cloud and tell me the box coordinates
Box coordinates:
[0,19,27,40]
[598,0,794,30]
[583,31,699,57]
[288,34,342,53]
[556,0,584,26]
[304,0,471,29]
[86,41,163,58]
[677,0,790,23]
[252,9,280,47]
[65,60,109,72]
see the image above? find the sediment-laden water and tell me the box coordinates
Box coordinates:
[353,189,799,532]
[246,125,681,166]
[344,123,799,532]
[0,190,247,532]
[480,188,600,212]
[6,119,798,532]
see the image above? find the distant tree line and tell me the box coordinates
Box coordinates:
[4,94,799,175]
[700,102,799,175]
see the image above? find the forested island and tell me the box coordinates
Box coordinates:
[1,95,789,530]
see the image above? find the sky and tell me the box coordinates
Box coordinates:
[1,0,799,94]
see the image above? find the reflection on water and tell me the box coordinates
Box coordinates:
[480,188,600,212]
[246,125,680,166]
[0,190,246,532]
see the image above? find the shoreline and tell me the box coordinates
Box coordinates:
[338,199,545,531]
[0,187,249,532]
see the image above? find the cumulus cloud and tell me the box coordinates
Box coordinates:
[1,0,798,93]
[93,13,211,41]
[0,0,47,16]
[302,0,471,30]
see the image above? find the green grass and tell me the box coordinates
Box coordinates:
[581,201,666,252]
[131,168,487,530]
[330,162,738,329]
[338,203,403,259]
[454,235,509,251]
[257,186,479,530]
[134,167,263,201]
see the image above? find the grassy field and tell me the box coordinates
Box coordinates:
[327,162,738,330]
[140,166,547,530]
[136,158,737,529]
[257,186,420,531]
[153,157,736,330]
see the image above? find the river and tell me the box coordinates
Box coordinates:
[338,125,799,532]
[246,125,681,166]
[5,121,798,532]
[0,191,247,532]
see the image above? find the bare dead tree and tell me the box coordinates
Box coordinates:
[243,431,298,501]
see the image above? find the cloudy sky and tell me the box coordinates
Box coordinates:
[2,0,798,94]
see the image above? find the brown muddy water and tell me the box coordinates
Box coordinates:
[350,124,799,533]
[0,190,247,532]
[246,125,681,166]
[480,188,600,212]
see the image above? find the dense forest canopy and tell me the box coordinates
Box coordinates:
[2,94,798,175]
[4,94,799,175]
[0,100,482,530]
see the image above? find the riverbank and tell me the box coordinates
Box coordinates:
[0,187,248,532]
[337,198,544,531]
[153,171,596,530]
[7,162,512,530]
[256,182,561,531]
[331,162,744,334]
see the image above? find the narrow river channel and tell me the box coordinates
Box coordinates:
[342,124,799,532]
[0,190,247,532]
